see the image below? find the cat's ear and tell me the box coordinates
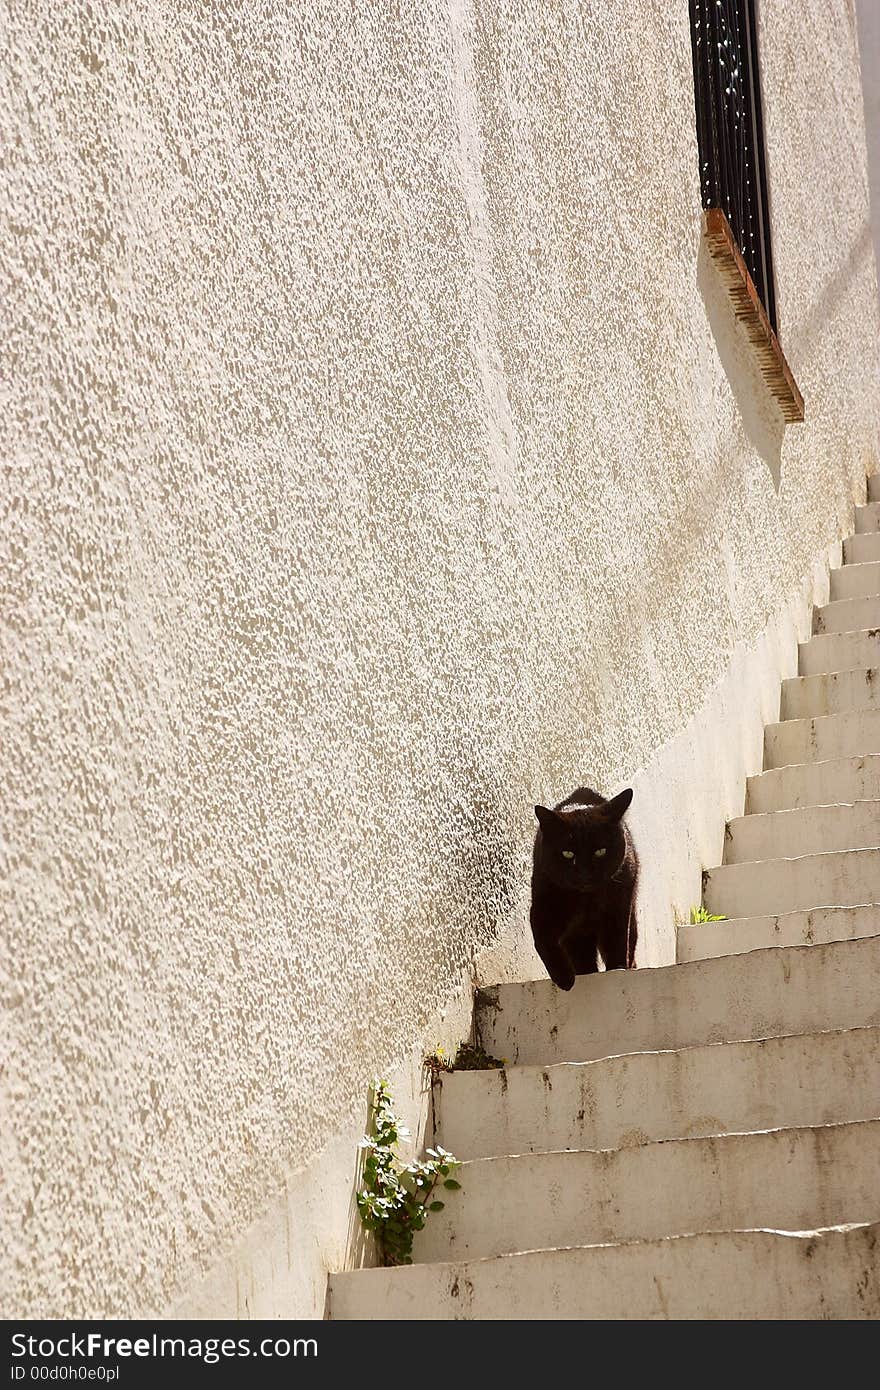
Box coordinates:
[534,805,559,831]
[600,787,633,822]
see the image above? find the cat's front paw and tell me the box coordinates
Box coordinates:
[552,972,576,991]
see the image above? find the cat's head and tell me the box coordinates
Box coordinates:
[534,789,633,889]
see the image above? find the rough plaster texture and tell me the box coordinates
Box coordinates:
[2,0,879,1319]
[856,0,880,283]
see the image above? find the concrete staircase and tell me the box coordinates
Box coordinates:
[330,478,880,1319]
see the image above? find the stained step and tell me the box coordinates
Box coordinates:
[413,1122,880,1264]
[433,1024,880,1160]
[722,802,880,863]
[869,475,880,503]
[764,709,880,767]
[676,904,879,961]
[780,668,880,720]
[703,847,880,918]
[474,936,880,1067]
[747,755,880,813]
[843,533,880,564]
[854,502,880,533]
[830,561,880,602]
[798,629,880,677]
[329,1222,880,1319]
[814,596,880,634]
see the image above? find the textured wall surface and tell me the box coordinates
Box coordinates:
[856,0,880,281]
[2,0,879,1318]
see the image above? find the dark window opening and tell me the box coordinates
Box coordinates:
[689,0,778,333]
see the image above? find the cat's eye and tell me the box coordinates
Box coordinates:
[594,847,607,858]
[561,849,575,860]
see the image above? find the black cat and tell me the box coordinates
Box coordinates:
[530,786,639,990]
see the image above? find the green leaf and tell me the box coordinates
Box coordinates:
[443,1178,461,1190]
[428,1201,445,1211]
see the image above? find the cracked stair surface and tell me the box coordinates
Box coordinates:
[330,481,880,1320]
[703,848,880,917]
[798,629,880,676]
[763,708,880,767]
[815,595,880,634]
[843,532,880,564]
[412,1121,880,1263]
[747,755,880,812]
[432,1025,880,1159]
[676,904,879,959]
[329,1223,880,1320]
[781,668,880,720]
[830,562,880,602]
[722,802,880,862]
[474,936,880,1067]
[704,847,880,918]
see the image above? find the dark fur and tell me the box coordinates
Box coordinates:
[530,786,639,990]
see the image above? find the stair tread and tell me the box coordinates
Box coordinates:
[763,705,880,769]
[329,1222,880,1319]
[815,596,880,635]
[476,936,880,1066]
[677,903,879,960]
[747,754,880,812]
[780,668,880,720]
[843,532,880,564]
[412,1120,880,1264]
[723,801,880,863]
[447,1115,880,1165]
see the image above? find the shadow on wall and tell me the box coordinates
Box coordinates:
[792,221,874,352]
[696,235,785,487]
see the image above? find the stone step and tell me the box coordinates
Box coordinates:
[704,847,880,918]
[677,905,879,961]
[815,596,880,634]
[869,474,880,503]
[780,668,880,720]
[764,708,880,767]
[747,755,880,813]
[799,629,880,676]
[434,1024,880,1160]
[854,502,880,533]
[329,1222,880,1319]
[414,1121,880,1264]
[475,936,880,1067]
[844,532,880,564]
[830,561,880,602]
[722,802,880,864]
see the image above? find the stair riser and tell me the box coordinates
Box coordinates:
[723,803,880,864]
[330,1225,880,1319]
[854,502,880,533]
[747,756,880,812]
[764,710,880,767]
[843,533,880,564]
[704,848,880,918]
[475,937,880,1066]
[677,905,879,961]
[799,630,880,676]
[435,1026,880,1159]
[415,1123,880,1263]
[830,562,880,602]
[869,475,880,503]
[815,596,880,634]
[781,669,880,720]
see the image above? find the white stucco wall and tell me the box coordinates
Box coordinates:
[856,0,880,282]
[2,0,879,1319]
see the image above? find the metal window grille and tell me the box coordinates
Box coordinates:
[689,0,778,332]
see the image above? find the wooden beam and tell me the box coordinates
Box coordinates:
[703,208,804,423]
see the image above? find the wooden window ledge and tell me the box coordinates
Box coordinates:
[703,208,804,423]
